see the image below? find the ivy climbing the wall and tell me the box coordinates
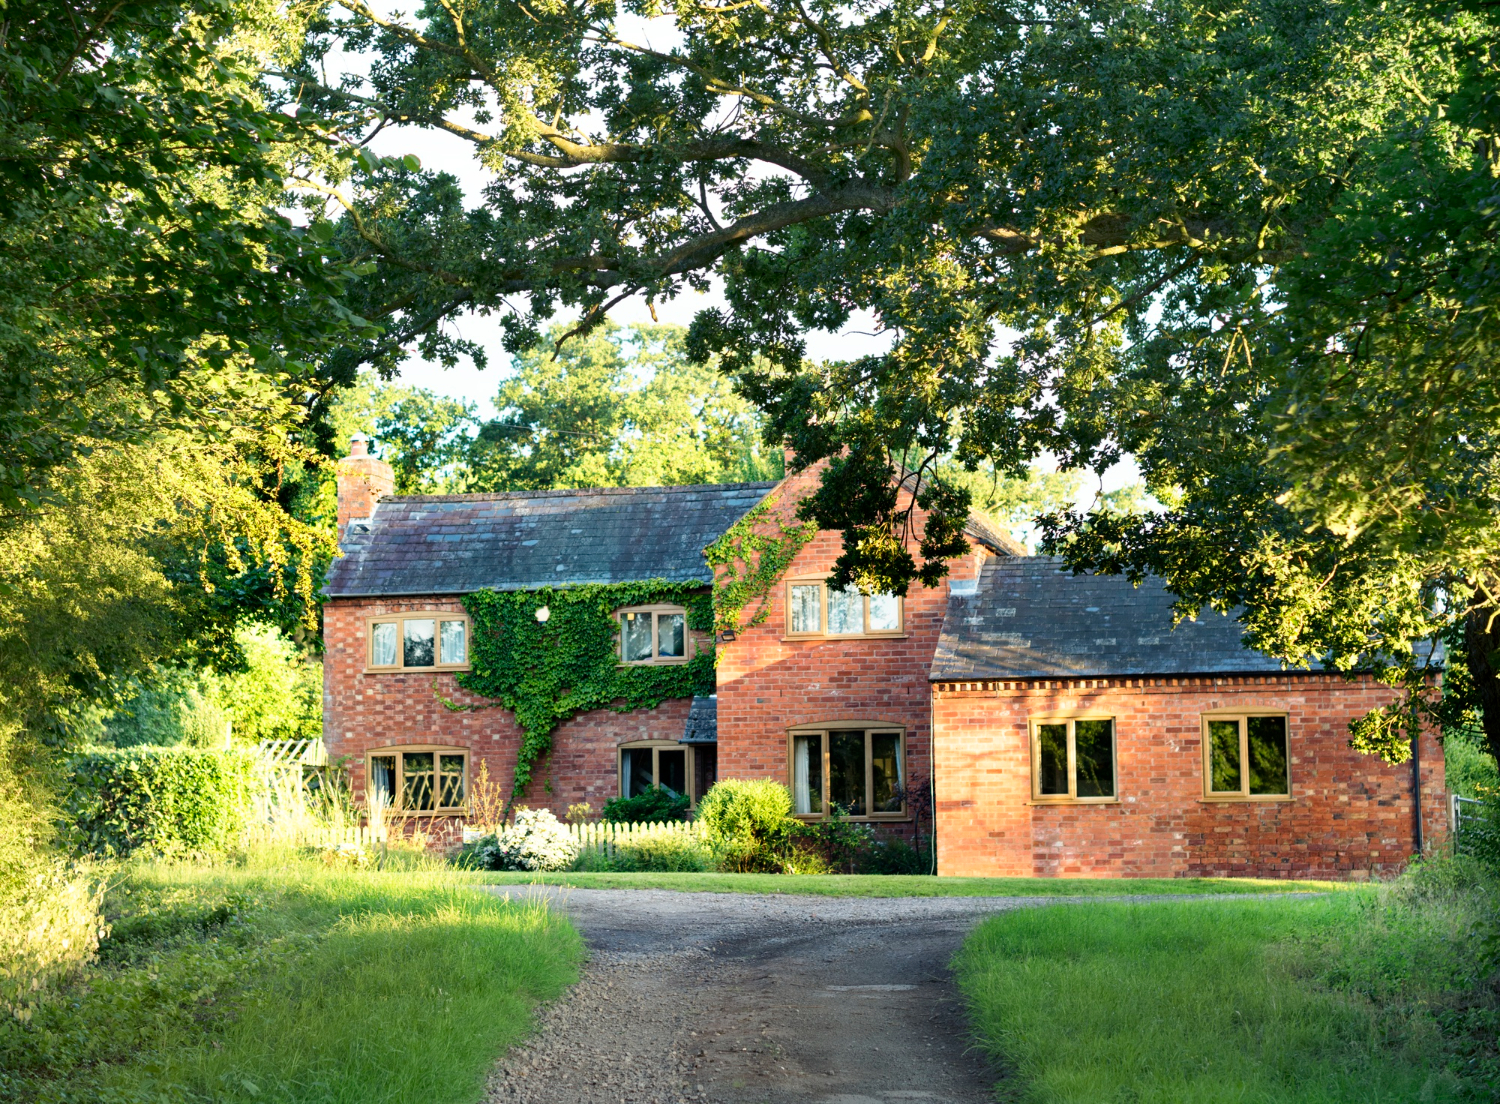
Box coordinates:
[457,582,714,801]
[705,495,817,636]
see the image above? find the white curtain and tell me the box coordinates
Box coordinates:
[793,737,812,814]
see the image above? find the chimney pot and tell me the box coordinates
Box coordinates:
[336,434,394,540]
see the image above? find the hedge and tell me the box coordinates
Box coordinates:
[63,747,257,857]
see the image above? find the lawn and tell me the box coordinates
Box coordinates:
[955,866,1498,1102]
[466,870,1342,896]
[1,856,583,1104]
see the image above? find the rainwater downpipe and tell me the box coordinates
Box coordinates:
[1412,728,1424,857]
[929,681,938,876]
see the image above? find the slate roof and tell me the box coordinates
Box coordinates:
[681,695,717,743]
[325,483,777,597]
[931,557,1288,680]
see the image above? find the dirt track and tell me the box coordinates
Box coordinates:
[480,888,1056,1104]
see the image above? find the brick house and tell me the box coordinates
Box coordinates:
[322,437,1445,877]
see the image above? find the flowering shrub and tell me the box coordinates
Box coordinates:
[457,807,578,871]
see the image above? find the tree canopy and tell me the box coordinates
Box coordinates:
[273,0,1500,760]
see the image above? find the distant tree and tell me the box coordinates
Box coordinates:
[103,624,322,749]
[938,463,1081,549]
[466,322,781,491]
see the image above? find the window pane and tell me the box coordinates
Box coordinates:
[790,584,822,633]
[403,619,435,667]
[439,620,466,665]
[622,612,653,662]
[658,749,687,796]
[439,754,466,808]
[792,735,823,815]
[1074,720,1115,798]
[657,613,685,658]
[622,748,654,798]
[827,587,863,634]
[402,752,434,811]
[1247,717,1289,795]
[1037,723,1069,795]
[828,732,866,815]
[868,594,900,632]
[1208,720,1243,793]
[370,755,396,807]
[371,622,397,666]
[871,733,903,813]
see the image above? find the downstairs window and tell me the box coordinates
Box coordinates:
[367,746,468,814]
[788,727,905,818]
[1203,714,1290,799]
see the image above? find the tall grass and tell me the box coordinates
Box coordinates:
[956,864,1497,1102]
[2,858,583,1104]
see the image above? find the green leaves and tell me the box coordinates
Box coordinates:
[458,582,714,800]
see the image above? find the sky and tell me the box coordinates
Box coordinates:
[325,4,1140,504]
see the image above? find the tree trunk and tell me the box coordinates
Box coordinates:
[1464,601,1500,764]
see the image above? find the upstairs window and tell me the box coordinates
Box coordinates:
[1030,717,1117,802]
[1204,714,1290,799]
[367,746,468,814]
[618,605,690,665]
[785,578,903,638]
[367,613,469,671]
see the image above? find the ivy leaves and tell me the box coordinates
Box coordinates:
[458,582,714,799]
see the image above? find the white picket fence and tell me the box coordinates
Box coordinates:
[262,818,700,856]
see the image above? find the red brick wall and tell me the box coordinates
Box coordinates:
[322,597,693,822]
[714,466,988,825]
[932,674,1448,879]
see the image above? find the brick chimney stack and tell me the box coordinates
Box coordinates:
[336,433,394,541]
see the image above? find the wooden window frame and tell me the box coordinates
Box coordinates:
[618,740,701,803]
[785,722,909,821]
[1028,713,1120,805]
[782,576,905,640]
[364,611,471,673]
[365,744,469,816]
[1200,711,1294,802]
[616,604,695,666]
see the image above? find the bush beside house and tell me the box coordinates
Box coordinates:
[63,747,257,857]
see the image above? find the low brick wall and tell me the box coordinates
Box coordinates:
[932,673,1447,879]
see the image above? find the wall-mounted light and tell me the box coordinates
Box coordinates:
[535,606,551,624]
[718,628,737,643]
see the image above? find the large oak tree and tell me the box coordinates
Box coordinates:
[280,0,1500,760]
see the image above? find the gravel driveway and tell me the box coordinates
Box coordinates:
[480,888,1065,1104]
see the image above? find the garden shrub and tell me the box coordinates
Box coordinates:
[62,746,257,857]
[612,830,713,872]
[600,786,690,824]
[457,807,579,871]
[696,779,794,872]
[859,836,932,875]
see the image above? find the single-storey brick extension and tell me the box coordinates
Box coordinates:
[324,436,1446,878]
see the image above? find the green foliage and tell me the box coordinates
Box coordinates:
[99,624,321,750]
[956,869,1498,1101]
[466,321,782,492]
[609,831,715,873]
[937,462,1082,550]
[295,0,1500,766]
[600,786,691,824]
[62,748,257,858]
[459,583,715,799]
[706,495,817,635]
[1445,723,1500,799]
[0,861,582,1104]
[696,779,796,872]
